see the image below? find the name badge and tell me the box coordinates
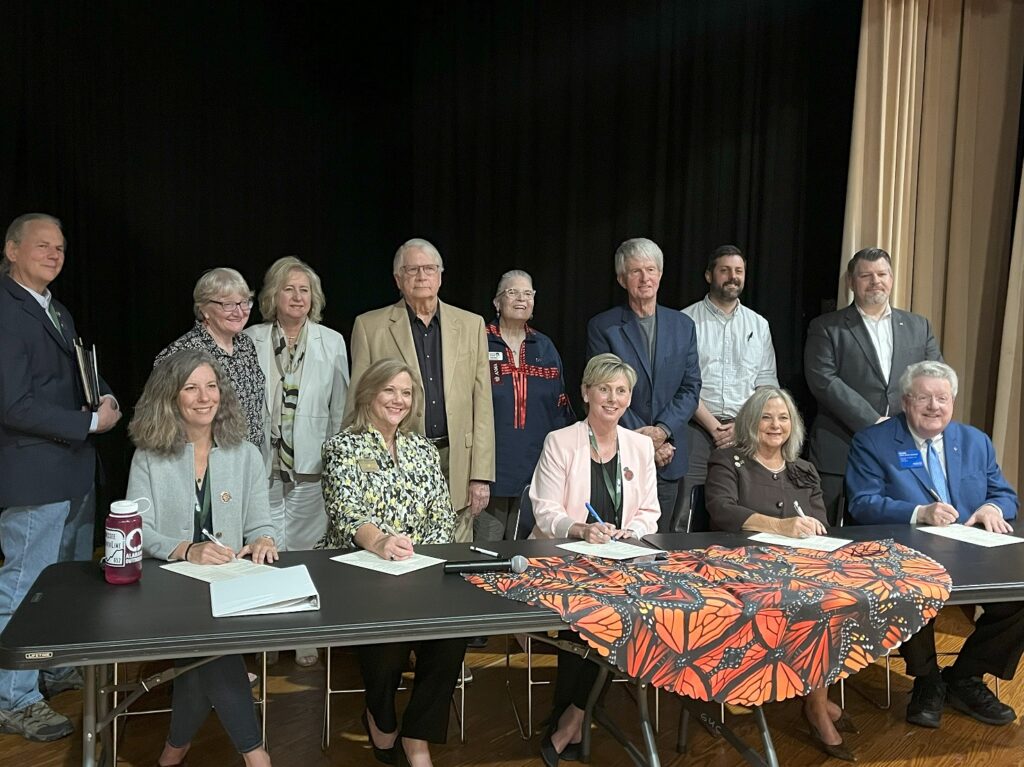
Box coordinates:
[488,351,504,361]
[357,458,381,473]
[897,450,924,469]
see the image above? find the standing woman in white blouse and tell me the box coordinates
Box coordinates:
[244,256,349,666]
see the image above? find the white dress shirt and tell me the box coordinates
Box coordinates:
[682,297,778,419]
[856,302,893,383]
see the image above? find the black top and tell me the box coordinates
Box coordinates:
[407,303,448,439]
[590,457,622,528]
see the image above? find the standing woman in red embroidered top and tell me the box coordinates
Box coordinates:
[479,270,575,542]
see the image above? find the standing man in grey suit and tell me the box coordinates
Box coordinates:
[0,213,121,741]
[804,247,942,522]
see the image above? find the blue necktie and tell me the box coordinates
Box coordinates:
[926,439,950,504]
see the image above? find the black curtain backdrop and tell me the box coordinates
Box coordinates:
[1,1,861,521]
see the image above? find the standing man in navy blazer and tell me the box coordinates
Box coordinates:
[587,238,701,532]
[805,247,942,522]
[847,360,1021,730]
[0,213,121,741]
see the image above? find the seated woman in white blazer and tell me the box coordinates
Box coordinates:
[528,352,660,766]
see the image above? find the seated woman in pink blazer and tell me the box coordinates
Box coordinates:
[528,353,660,766]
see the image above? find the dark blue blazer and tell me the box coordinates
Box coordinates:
[586,304,701,481]
[0,275,107,506]
[846,413,1018,525]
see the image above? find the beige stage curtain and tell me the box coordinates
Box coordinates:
[841,0,1024,486]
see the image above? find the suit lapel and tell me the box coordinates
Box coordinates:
[844,306,886,384]
[386,301,420,370]
[294,322,323,410]
[620,307,652,382]
[21,292,72,353]
[439,301,461,395]
[944,424,962,507]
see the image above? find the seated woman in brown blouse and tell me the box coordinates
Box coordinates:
[705,387,855,762]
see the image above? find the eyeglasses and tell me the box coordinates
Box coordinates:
[209,298,253,313]
[401,264,441,276]
[909,394,952,406]
[501,288,536,300]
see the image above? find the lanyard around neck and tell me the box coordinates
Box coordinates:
[588,425,622,513]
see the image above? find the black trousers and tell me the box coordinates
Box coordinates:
[900,601,1024,680]
[357,638,466,743]
[655,477,681,535]
[550,631,607,723]
[167,655,261,753]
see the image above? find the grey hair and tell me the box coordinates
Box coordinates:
[733,387,806,463]
[3,213,64,277]
[343,358,422,434]
[256,256,326,324]
[192,268,253,321]
[899,360,959,398]
[614,238,664,277]
[494,269,533,298]
[392,238,444,276]
[129,349,248,455]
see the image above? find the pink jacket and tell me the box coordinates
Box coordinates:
[529,421,661,539]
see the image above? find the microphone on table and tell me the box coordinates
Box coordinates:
[443,555,529,575]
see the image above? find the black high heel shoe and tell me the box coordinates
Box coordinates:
[361,710,397,765]
[834,709,859,734]
[806,717,857,762]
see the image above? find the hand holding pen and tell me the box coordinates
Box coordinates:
[190,527,237,564]
[579,503,631,543]
[787,501,827,538]
[378,523,415,562]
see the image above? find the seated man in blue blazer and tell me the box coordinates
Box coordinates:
[847,360,1021,730]
[587,237,701,533]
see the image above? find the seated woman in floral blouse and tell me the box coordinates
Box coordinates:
[319,358,460,767]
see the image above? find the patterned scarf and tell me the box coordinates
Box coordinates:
[271,322,307,480]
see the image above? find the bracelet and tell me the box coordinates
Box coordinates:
[183,542,196,562]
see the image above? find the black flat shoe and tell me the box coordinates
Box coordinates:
[561,740,581,762]
[807,721,857,762]
[361,710,397,765]
[540,733,560,767]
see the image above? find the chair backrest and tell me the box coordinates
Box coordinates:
[685,484,710,533]
[514,484,536,540]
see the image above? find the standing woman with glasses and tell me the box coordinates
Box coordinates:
[243,256,349,667]
[156,268,266,448]
[479,270,574,541]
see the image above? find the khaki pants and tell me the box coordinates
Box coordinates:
[436,444,474,543]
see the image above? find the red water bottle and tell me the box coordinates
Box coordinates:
[104,498,149,584]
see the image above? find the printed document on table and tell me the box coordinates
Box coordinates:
[557,540,665,560]
[917,524,1024,548]
[162,559,276,582]
[331,549,444,575]
[748,532,851,552]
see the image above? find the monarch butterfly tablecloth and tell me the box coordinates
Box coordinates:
[466,539,951,706]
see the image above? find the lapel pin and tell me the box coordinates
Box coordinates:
[623,467,634,481]
[220,491,232,503]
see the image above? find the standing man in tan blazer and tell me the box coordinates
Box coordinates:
[349,238,494,543]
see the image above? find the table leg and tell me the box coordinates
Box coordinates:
[96,663,112,767]
[82,664,97,767]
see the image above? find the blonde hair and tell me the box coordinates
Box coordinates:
[582,353,637,389]
[256,256,326,323]
[343,358,422,434]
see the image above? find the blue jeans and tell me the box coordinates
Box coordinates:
[0,498,88,711]
[58,490,95,563]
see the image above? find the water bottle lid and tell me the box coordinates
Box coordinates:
[110,497,152,516]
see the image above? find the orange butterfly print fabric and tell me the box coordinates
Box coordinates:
[467,539,951,705]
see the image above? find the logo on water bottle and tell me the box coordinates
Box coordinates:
[125,527,143,564]
[105,528,126,567]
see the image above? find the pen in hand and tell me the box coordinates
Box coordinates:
[585,503,623,541]
[201,528,236,560]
